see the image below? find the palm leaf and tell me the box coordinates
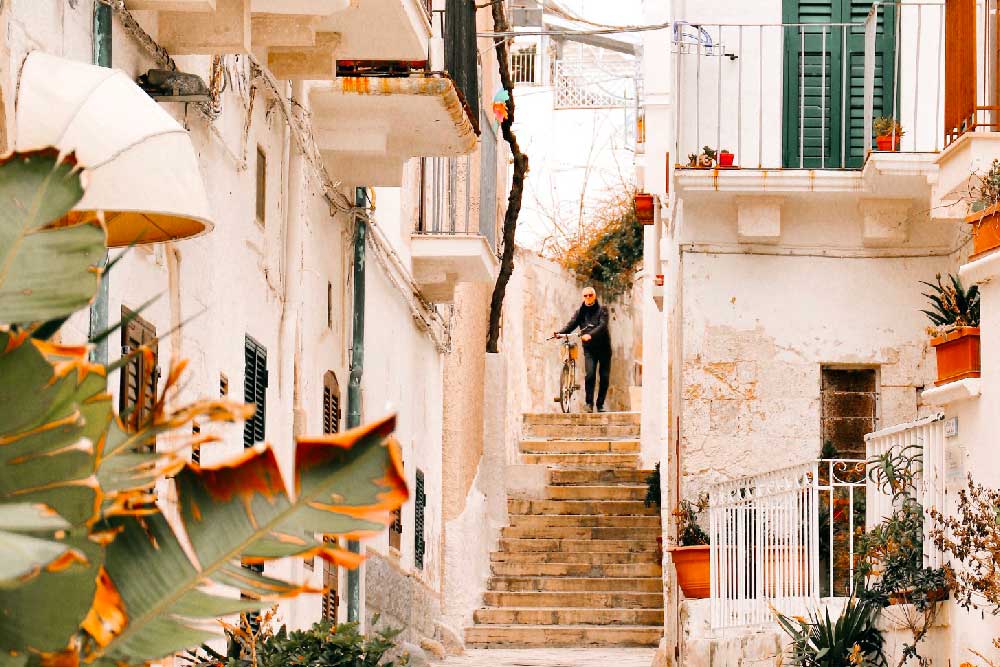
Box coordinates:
[86,416,406,665]
[0,150,104,324]
[0,503,76,587]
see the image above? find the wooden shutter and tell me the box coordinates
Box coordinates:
[243,336,268,448]
[389,456,403,551]
[945,0,978,143]
[322,371,341,435]
[120,307,159,447]
[782,0,896,168]
[321,535,339,623]
[414,469,425,570]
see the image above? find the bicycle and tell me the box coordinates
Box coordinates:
[549,332,582,413]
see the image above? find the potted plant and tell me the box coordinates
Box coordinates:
[873,116,904,151]
[645,463,663,561]
[686,145,717,168]
[669,492,710,599]
[921,273,981,386]
[773,596,887,667]
[966,158,1000,259]
[718,149,735,167]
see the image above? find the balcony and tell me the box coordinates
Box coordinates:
[671,3,945,208]
[706,414,945,630]
[127,0,430,68]
[309,4,480,187]
[410,152,500,302]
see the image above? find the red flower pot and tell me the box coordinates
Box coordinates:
[875,135,900,151]
[718,152,735,167]
[634,192,655,225]
[930,327,981,386]
[966,202,1000,260]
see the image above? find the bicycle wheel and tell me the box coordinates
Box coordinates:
[559,362,573,413]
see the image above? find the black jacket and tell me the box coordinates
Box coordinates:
[560,302,611,353]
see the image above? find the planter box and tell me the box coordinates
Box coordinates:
[670,544,709,599]
[635,192,655,225]
[931,327,981,386]
[966,202,1000,259]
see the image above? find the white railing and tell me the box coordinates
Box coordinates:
[864,412,946,570]
[673,2,947,171]
[510,47,539,85]
[554,59,640,110]
[709,458,867,630]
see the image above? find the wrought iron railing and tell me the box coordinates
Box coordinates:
[415,154,499,253]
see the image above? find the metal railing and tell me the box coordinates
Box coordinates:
[415,155,499,253]
[510,47,539,85]
[864,413,946,570]
[673,3,948,171]
[554,59,640,110]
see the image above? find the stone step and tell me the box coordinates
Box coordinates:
[523,424,641,439]
[499,538,657,554]
[492,550,660,565]
[519,439,641,454]
[487,576,662,593]
[501,525,660,541]
[545,485,646,501]
[508,499,657,516]
[482,591,663,609]
[490,561,663,578]
[549,468,652,486]
[521,452,641,467]
[465,624,662,648]
[473,607,664,626]
[508,513,660,529]
[523,412,642,426]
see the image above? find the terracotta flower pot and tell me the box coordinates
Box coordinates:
[966,202,1000,259]
[876,135,900,151]
[931,327,981,386]
[718,152,735,167]
[670,544,710,599]
[634,192,655,225]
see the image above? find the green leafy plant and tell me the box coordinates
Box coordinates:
[920,273,980,334]
[969,158,1000,213]
[644,463,660,509]
[873,116,904,139]
[674,492,709,547]
[857,445,946,665]
[184,613,409,667]
[773,597,887,667]
[0,150,408,667]
[560,187,644,298]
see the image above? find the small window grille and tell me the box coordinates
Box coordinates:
[220,373,229,397]
[321,536,339,622]
[323,372,341,435]
[120,307,159,449]
[414,469,426,570]
[256,147,267,225]
[244,336,268,448]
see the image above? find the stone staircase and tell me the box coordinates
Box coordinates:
[465,412,664,648]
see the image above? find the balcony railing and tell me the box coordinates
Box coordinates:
[415,151,499,252]
[673,2,951,171]
[554,59,641,110]
[511,46,540,85]
[707,413,947,631]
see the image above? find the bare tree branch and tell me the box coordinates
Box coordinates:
[486,1,530,353]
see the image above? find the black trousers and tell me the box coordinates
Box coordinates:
[584,346,612,408]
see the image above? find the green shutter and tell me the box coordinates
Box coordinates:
[782,0,896,168]
[243,335,267,448]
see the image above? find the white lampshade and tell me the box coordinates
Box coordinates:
[15,51,214,247]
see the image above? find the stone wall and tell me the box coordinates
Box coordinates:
[364,551,443,645]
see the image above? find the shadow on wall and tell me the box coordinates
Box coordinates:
[504,246,642,414]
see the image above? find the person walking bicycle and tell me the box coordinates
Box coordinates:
[555,286,612,412]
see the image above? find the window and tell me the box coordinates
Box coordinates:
[241,561,265,632]
[323,371,341,435]
[782,0,897,168]
[327,281,333,329]
[256,147,267,225]
[120,307,159,444]
[191,423,201,465]
[244,336,268,448]
[389,455,403,551]
[414,469,426,570]
[220,372,229,397]
[820,367,877,458]
[321,536,340,622]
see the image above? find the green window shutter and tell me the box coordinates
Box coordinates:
[414,469,425,570]
[243,335,267,448]
[782,0,896,168]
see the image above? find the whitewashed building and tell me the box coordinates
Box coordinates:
[640,0,1000,664]
[0,0,511,651]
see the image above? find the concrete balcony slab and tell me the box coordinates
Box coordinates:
[316,0,431,61]
[410,234,499,302]
[312,74,478,187]
[932,132,1000,219]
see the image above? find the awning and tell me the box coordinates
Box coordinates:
[14,52,214,247]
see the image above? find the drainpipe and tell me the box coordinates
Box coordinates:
[346,186,367,623]
[88,0,112,363]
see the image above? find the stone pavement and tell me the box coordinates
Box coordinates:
[431,648,655,667]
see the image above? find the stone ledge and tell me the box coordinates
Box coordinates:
[921,378,981,406]
[960,249,1000,285]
